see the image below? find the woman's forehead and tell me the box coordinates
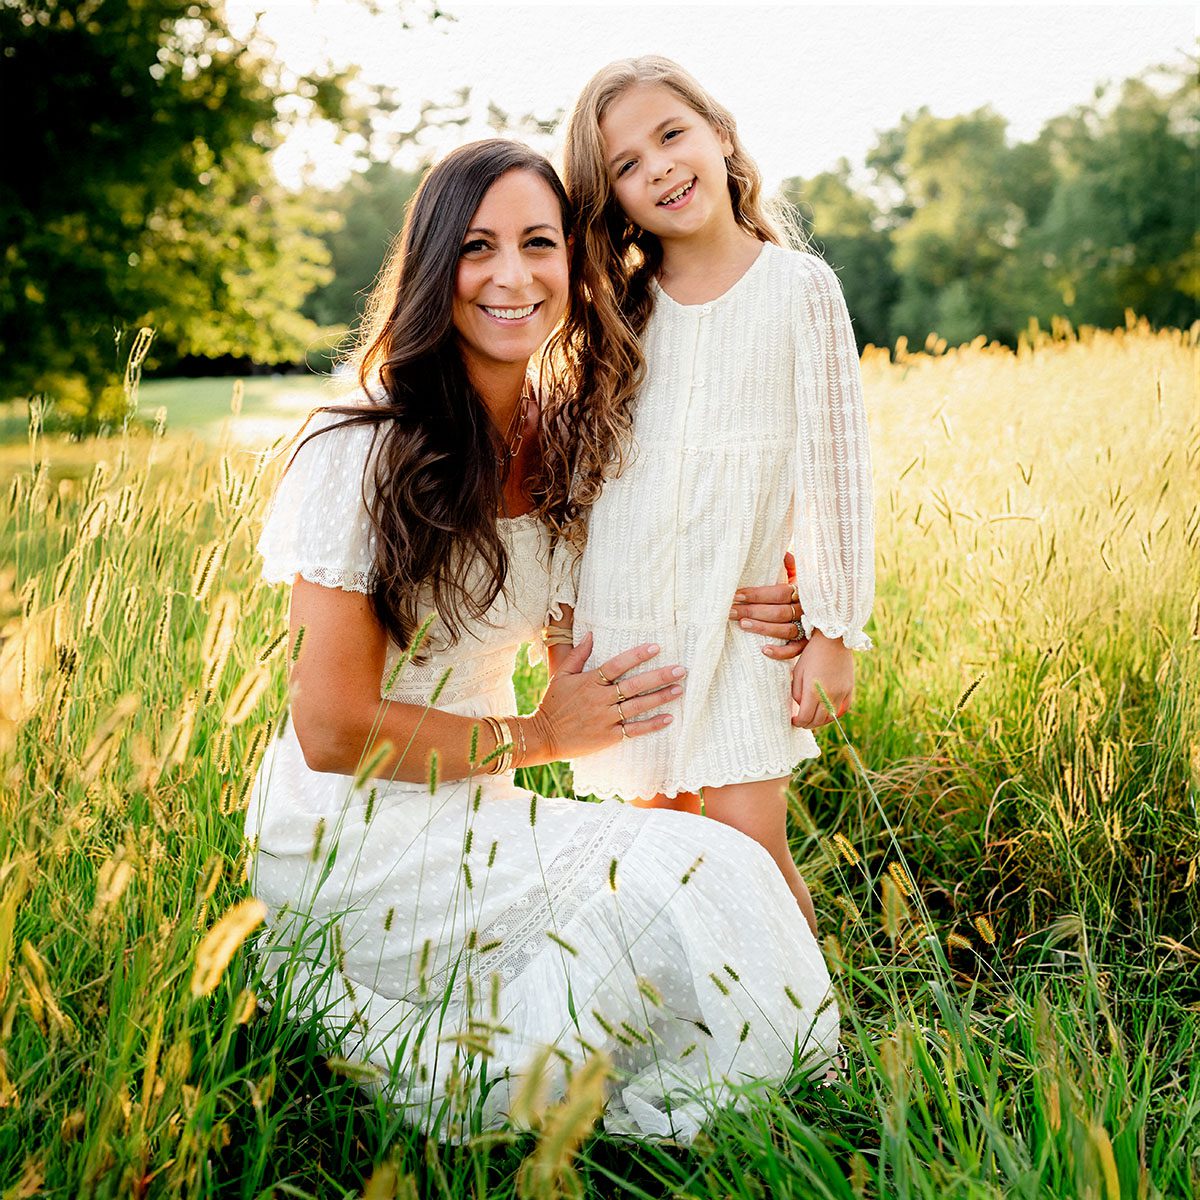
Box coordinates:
[469,169,563,232]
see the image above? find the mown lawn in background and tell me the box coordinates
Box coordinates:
[0,319,1197,1198]
[0,374,333,449]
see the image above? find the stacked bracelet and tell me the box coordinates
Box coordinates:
[540,626,574,647]
[481,715,524,775]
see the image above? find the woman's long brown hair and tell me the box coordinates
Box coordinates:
[284,139,573,654]
[542,56,799,549]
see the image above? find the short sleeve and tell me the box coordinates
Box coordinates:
[791,256,875,650]
[546,532,581,624]
[257,411,379,593]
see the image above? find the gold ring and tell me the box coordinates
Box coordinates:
[596,666,614,685]
[789,584,798,603]
[614,681,627,703]
[791,601,802,621]
[616,700,626,722]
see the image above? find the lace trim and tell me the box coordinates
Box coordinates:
[294,565,375,595]
[798,615,874,651]
[410,805,641,1004]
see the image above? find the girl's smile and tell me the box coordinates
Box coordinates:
[600,83,734,241]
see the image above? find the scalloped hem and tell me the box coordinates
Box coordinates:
[574,748,822,802]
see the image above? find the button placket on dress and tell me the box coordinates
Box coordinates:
[671,306,711,620]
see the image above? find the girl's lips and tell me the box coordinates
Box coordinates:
[656,178,696,210]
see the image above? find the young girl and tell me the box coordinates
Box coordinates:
[543,57,875,934]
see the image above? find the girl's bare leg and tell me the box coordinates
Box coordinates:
[699,777,818,937]
[630,790,702,814]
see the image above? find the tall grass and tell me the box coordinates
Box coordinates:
[0,317,1196,1197]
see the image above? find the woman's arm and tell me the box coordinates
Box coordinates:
[288,579,682,783]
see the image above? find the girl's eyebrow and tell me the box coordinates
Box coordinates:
[606,116,687,170]
[464,224,559,237]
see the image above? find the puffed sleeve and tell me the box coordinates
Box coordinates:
[257,410,380,593]
[792,256,875,650]
[546,532,581,624]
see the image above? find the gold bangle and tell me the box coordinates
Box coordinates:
[482,715,510,775]
[492,715,515,775]
[511,716,527,766]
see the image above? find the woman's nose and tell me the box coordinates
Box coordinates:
[493,247,533,289]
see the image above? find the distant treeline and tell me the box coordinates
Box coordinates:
[2,0,1193,430]
[780,63,1197,351]
[301,61,1197,360]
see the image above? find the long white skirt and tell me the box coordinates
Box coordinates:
[244,721,839,1142]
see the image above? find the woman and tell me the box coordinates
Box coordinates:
[244,139,838,1142]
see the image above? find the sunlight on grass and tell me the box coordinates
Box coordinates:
[0,318,1196,1196]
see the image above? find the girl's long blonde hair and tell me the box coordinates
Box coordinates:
[539,55,798,548]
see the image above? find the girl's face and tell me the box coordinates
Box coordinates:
[453,168,569,376]
[600,83,735,243]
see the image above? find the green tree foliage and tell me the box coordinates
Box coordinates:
[301,161,425,336]
[0,0,343,421]
[785,59,1197,351]
[783,159,899,349]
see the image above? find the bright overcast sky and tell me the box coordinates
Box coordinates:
[226,1,1197,191]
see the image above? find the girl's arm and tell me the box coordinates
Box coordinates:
[288,579,681,783]
[789,259,875,727]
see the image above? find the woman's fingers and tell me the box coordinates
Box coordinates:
[620,713,674,738]
[616,664,686,697]
[597,642,662,683]
[763,638,806,661]
[731,584,794,606]
[731,602,798,623]
[616,681,683,720]
[560,630,593,674]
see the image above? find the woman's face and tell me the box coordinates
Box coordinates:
[600,83,734,243]
[453,168,569,377]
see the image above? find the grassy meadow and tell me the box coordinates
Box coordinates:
[0,318,1197,1198]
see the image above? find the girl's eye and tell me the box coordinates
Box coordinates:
[664,128,683,141]
[616,160,635,178]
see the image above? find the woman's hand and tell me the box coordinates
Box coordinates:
[524,633,683,762]
[790,632,854,729]
[729,551,807,661]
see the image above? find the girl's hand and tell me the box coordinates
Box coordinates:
[730,551,807,661]
[791,632,854,729]
[524,633,684,762]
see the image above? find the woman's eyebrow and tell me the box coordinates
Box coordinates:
[464,224,560,237]
[606,117,686,170]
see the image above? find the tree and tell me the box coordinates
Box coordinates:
[0,0,347,421]
[1026,66,1198,330]
[782,159,899,350]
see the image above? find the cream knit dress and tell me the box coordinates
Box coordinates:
[553,243,875,800]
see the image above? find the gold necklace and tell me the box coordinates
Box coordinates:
[502,381,534,465]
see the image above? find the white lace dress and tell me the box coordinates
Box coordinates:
[555,244,875,800]
[244,409,839,1142]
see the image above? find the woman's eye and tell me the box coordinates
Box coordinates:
[527,236,557,249]
[460,240,489,254]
